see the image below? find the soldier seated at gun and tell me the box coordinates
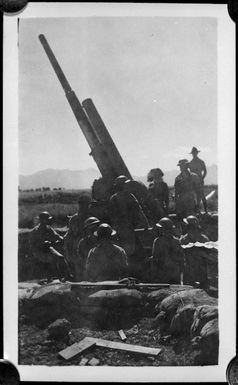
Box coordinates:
[75,216,101,281]
[109,175,150,258]
[30,211,70,282]
[180,215,210,245]
[64,194,92,277]
[180,215,210,288]
[85,223,128,282]
[147,217,185,284]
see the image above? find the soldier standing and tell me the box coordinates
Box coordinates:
[189,147,207,213]
[64,195,91,273]
[30,211,70,281]
[109,175,149,257]
[147,168,169,218]
[75,216,100,281]
[174,159,201,220]
[85,223,128,281]
[151,217,185,284]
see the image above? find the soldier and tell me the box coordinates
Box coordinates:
[174,159,201,220]
[75,216,100,281]
[180,215,210,288]
[30,211,70,281]
[189,147,208,213]
[147,168,169,218]
[151,217,185,284]
[85,223,128,282]
[180,215,210,245]
[64,194,91,273]
[109,175,149,257]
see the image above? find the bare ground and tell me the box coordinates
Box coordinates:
[19,316,200,366]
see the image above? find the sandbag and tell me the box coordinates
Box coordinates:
[146,285,193,315]
[158,289,217,323]
[170,304,196,336]
[191,305,218,337]
[87,288,143,309]
[21,283,80,328]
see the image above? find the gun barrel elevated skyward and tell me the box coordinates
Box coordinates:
[39,34,132,181]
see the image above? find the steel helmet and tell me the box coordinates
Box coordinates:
[83,216,100,229]
[157,217,175,230]
[183,215,199,227]
[94,223,116,239]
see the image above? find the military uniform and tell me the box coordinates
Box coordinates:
[30,224,67,279]
[148,180,169,218]
[174,170,200,219]
[85,240,128,281]
[152,234,184,284]
[75,234,98,281]
[109,191,148,256]
[189,148,207,212]
[189,157,207,184]
[180,231,209,245]
[64,211,90,266]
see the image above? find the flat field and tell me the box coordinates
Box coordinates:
[18,185,218,229]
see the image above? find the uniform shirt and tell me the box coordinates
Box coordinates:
[76,234,98,280]
[86,239,128,282]
[109,191,148,227]
[180,231,210,245]
[30,224,62,252]
[152,234,184,283]
[174,170,201,196]
[148,181,169,209]
[189,157,207,180]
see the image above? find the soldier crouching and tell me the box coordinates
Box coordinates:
[29,211,70,281]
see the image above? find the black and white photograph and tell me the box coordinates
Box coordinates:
[3,2,236,382]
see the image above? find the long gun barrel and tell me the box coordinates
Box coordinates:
[39,34,116,179]
[39,34,132,182]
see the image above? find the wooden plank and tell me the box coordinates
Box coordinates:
[88,357,100,366]
[94,338,161,356]
[59,337,96,360]
[118,330,127,341]
[79,358,89,366]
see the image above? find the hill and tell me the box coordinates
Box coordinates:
[19,164,217,190]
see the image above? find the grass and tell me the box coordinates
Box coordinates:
[18,185,218,229]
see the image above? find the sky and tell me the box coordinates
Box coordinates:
[19,17,217,176]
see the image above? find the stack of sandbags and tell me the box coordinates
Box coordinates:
[80,288,144,329]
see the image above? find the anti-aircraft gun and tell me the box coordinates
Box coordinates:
[38,35,138,199]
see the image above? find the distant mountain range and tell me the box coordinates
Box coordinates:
[19,165,217,190]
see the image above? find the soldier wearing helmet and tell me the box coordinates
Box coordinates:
[64,194,92,272]
[180,215,209,245]
[109,175,149,257]
[189,147,208,213]
[151,217,185,283]
[30,211,70,281]
[180,215,210,288]
[75,217,100,281]
[174,159,201,220]
[85,223,128,281]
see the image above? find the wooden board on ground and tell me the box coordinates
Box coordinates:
[88,357,100,366]
[59,337,96,360]
[88,337,161,356]
[79,358,89,366]
[118,330,127,341]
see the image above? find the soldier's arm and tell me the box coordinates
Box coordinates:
[201,161,207,180]
[131,194,149,228]
[85,250,95,281]
[164,183,169,213]
[152,238,160,263]
[49,227,64,244]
